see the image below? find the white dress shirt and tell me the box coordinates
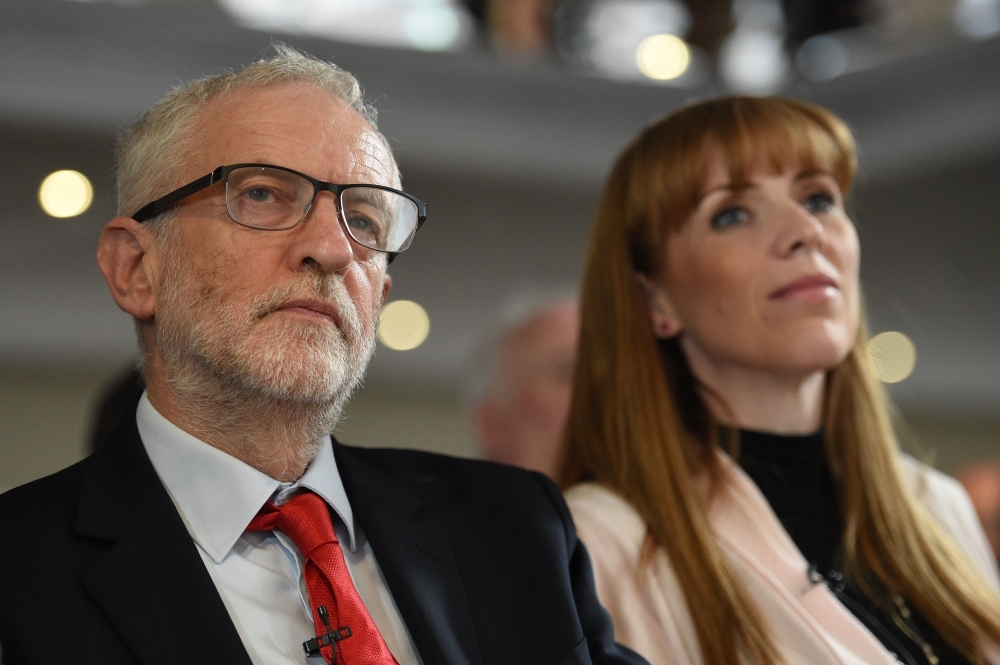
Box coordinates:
[135,393,422,665]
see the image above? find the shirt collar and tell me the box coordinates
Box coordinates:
[135,392,357,564]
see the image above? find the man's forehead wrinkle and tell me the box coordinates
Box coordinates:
[239,126,325,159]
[351,130,396,186]
[186,83,396,193]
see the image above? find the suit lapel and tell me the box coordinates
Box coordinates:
[76,412,252,665]
[335,444,486,665]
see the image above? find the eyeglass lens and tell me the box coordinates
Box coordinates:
[224,166,418,253]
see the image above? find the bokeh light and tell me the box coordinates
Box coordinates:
[868,331,917,384]
[38,170,93,218]
[636,34,690,80]
[796,34,849,81]
[405,4,461,50]
[217,0,471,52]
[954,0,1000,39]
[378,300,430,351]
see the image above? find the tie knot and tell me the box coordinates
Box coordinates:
[247,491,338,559]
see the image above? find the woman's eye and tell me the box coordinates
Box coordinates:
[804,192,835,213]
[711,206,748,229]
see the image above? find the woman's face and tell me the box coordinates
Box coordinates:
[646,147,860,379]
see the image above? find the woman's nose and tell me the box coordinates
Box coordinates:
[774,201,825,257]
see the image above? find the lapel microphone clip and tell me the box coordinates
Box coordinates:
[303,605,352,661]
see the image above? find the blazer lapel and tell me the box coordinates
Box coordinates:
[335,444,486,665]
[75,412,252,665]
[709,454,899,665]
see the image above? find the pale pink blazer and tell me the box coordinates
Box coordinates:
[567,454,1000,665]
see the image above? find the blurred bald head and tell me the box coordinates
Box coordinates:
[473,300,579,479]
[956,460,1000,561]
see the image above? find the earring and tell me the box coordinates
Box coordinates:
[659,322,671,335]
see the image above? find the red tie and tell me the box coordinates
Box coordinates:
[247,492,400,665]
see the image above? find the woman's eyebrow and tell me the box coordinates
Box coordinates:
[703,183,734,195]
[699,181,757,200]
[794,169,832,181]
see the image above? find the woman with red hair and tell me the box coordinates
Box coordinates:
[561,97,1000,665]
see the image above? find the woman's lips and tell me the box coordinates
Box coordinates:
[769,274,839,303]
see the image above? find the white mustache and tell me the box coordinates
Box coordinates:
[246,274,363,340]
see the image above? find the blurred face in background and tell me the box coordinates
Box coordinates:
[957,461,1000,561]
[645,147,860,389]
[474,302,579,478]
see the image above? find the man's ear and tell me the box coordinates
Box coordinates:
[96,216,161,321]
[381,273,393,304]
[635,272,684,339]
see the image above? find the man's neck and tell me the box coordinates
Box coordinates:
[144,369,339,483]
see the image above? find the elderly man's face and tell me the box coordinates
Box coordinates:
[151,82,393,405]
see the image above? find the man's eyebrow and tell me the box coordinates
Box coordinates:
[351,188,389,206]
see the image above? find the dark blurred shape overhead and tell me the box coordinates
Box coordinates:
[678,0,733,56]
[33,0,999,89]
[779,0,864,48]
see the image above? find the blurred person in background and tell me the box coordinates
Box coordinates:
[0,46,645,665]
[957,460,1000,562]
[561,96,1000,665]
[488,0,553,56]
[471,296,578,478]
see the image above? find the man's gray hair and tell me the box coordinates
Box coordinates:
[116,43,382,231]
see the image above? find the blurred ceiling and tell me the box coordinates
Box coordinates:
[2,0,1000,412]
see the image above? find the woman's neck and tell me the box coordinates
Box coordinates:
[682,342,826,434]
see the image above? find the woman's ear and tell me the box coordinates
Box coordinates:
[96,216,161,322]
[635,272,684,339]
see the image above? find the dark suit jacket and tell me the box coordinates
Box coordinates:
[0,409,646,665]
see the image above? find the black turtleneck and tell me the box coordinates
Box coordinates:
[735,428,970,665]
[737,428,842,574]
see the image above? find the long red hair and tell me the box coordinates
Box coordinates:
[560,96,1000,665]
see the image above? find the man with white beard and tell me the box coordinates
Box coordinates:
[0,47,646,665]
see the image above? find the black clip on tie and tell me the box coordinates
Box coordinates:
[303,606,352,661]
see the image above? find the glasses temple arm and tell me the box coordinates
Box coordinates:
[130,171,219,222]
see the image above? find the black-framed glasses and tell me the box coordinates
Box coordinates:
[131,164,427,255]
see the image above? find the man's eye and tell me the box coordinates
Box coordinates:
[245,187,274,203]
[347,214,378,238]
[804,192,835,213]
[711,206,748,229]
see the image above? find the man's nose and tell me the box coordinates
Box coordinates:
[286,191,354,273]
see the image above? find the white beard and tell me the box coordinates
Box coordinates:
[153,233,380,476]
